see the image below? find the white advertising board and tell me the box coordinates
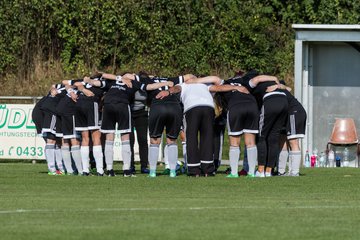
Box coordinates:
[0,103,148,161]
[0,104,45,159]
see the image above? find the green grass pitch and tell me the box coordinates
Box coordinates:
[1,163,360,240]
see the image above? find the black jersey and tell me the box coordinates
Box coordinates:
[240,70,284,107]
[76,78,106,102]
[251,81,279,107]
[55,80,82,116]
[65,80,81,97]
[140,75,184,105]
[222,77,257,109]
[35,96,46,110]
[242,70,259,82]
[101,79,145,105]
[40,84,67,114]
[65,79,82,98]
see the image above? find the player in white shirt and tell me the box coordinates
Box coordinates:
[167,75,248,176]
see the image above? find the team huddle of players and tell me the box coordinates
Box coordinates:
[32,70,306,178]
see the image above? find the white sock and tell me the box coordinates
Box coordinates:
[182,142,187,167]
[290,151,301,175]
[164,144,169,169]
[45,144,56,172]
[61,146,73,174]
[93,145,104,174]
[229,146,240,175]
[149,144,160,171]
[105,140,114,170]
[71,145,83,174]
[278,150,289,174]
[80,146,90,173]
[122,140,131,171]
[247,146,257,176]
[167,144,178,171]
[55,145,64,172]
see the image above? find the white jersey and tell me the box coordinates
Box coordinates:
[180,83,214,113]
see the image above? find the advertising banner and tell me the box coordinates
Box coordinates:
[0,104,45,159]
[0,104,147,161]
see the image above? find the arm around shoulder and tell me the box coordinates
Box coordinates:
[250,75,278,87]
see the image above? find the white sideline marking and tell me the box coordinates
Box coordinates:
[0,205,359,214]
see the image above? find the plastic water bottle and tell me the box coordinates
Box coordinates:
[343,147,349,167]
[310,154,316,168]
[336,155,341,167]
[328,149,335,167]
[319,152,325,167]
[304,150,310,168]
[313,148,318,167]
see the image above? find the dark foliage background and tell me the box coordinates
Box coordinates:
[0,0,359,95]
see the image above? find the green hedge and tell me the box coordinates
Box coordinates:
[0,0,359,95]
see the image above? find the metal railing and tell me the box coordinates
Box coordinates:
[0,96,42,104]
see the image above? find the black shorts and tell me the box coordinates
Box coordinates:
[101,102,131,134]
[60,114,77,139]
[227,102,259,136]
[149,102,182,139]
[286,107,307,139]
[259,94,288,138]
[280,127,287,135]
[42,132,57,140]
[41,111,57,135]
[75,99,100,131]
[56,97,77,116]
[55,115,63,138]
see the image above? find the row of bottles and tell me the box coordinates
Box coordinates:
[304,147,350,168]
